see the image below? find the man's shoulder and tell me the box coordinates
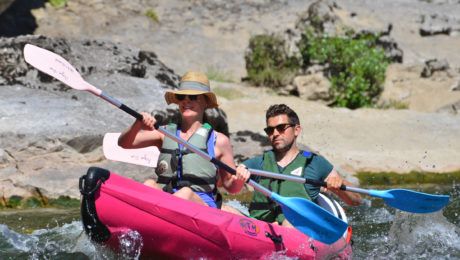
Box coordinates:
[243,154,264,169]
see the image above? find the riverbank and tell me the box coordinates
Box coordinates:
[0,1,459,200]
[1,170,458,210]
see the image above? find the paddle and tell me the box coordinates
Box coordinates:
[248,169,450,214]
[103,133,159,168]
[101,137,450,214]
[23,44,348,245]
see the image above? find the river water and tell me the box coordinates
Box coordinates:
[0,183,459,259]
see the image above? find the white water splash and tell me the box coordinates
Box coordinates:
[365,207,394,224]
[363,210,460,259]
[118,230,143,259]
[0,223,39,252]
[0,221,102,258]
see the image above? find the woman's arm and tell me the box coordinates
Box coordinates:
[118,112,164,149]
[214,132,249,194]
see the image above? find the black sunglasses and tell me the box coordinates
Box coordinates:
[175,94,199,101]
[264,123,295,135]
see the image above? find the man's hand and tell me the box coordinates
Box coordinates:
[324,170,343,191]
[324,169,362,206]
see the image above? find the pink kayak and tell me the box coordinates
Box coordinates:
[80,167,352,259]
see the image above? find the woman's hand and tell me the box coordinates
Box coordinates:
[139,112,156,131]
[235,164,251,183]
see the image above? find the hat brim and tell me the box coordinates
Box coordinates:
[164,89,218,108]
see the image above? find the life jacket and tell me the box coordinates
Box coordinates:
[249,150,313,223]
[155,123,218,193]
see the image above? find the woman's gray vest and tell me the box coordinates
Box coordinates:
[155,123,218,193]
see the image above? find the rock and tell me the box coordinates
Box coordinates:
[296,0,340,36]
[436,100,460,115]
[421,59,450,78]
[420,13,460,36]
[376,34,404,63]
[0,0,44,37]
[379,64,460,112]
[1,1,460,200]
[0,35,228,199]
[451,80,460,91]
[293,74,332,103]
[0,0,14,14]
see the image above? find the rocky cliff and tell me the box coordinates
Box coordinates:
[0,0,459,200]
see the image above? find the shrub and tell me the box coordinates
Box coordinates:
[7,195,23,208]
[245,35,300,88]
[22,197,43,208]
[206,67,234,83]
[49,0,68,8]
[49,195,80,208]
[145,9,160,24]
[299,33,389,109]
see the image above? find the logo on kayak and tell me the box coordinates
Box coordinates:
[239,219,260,236]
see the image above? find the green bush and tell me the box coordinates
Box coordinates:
[145,9,160,24]
[7,195,23,208]
[22,197,43,208]
[49,195,80,208]
[49,0,68,8]
[300,34,389,109]
[206,67,234,83]
[245,35,300,88]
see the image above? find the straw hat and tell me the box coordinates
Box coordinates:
[164,71,218,108]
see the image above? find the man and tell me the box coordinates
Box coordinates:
[242,104,361,226]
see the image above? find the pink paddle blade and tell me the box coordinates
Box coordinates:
[23,44,101,95]
[103,133,159,168]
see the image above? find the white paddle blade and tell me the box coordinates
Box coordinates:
[23,44,101,95]
[103,133,159,168]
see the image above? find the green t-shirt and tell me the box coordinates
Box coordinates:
[243,151,333,201]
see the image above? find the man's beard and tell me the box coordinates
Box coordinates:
[273,139,294,154]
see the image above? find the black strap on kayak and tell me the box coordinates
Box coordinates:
[79,166,111,243]
[265,224,284,249]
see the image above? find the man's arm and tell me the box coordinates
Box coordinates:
[324,169,362,206]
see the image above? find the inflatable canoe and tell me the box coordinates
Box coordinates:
[80,167,352,259]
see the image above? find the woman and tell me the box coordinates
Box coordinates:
[118,71,250,208]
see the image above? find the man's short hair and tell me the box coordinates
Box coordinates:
[266,104,300,125]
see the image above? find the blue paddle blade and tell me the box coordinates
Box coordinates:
[270,193,348,245]
[369,189,450,213]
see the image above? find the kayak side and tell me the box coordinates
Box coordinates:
[80,167,352,259]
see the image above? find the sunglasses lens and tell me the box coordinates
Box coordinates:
[264,124,293,135]
[175,94,198,101]
[264,127,274,135]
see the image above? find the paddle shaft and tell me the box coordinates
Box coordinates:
[23,44,352,244]
[98,93,274,197]
[249,169,370,195]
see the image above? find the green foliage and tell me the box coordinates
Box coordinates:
[22,197,43,208]
[49,196,80,208]
[49,0,68,8]
[145,9,160,24]
[213,86,244,100]
[357,171,460,186]
[7,195,23,208]
[245,35,300,88]
[299,33,389,109]
[378,99,409,110]
[206,67,235,83]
